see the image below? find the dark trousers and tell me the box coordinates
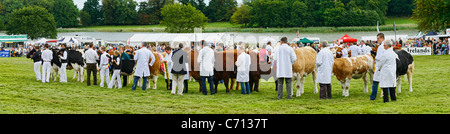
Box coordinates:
[183,80,188,93]
[132,76,147,91]
[319,83,332,99]
[86,63,97,86]
[382,87,397,103]
[122,75,127,87]
[201,76,215,95]
[277,78,292,99]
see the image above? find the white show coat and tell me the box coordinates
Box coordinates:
[361,45,372,54]
[341,48,349,58]
[41,49,53,62]
[315,47,334,84]
[235,52,251,82]
[376,47,397,88]
[197,46,215,77]
[373,41,386,81]
[163,52,173,79]
[348,45,362,57]
[274,43,297,78]
[134,47,156,77]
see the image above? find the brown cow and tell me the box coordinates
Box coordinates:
[332,54,374,97]
[291,46,318,97]
[248,51,271,92]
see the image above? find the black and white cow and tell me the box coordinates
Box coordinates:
[68,50,85,82]
[394,50,414,93]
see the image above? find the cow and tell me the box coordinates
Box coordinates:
[50,49,61,81]
[67,49,85,82]
[331,47,351,58]
[248,51,271,92]
[371,46,414,93]
[147,52,163,89]
[332,54,374,97]
[291,46,318,97]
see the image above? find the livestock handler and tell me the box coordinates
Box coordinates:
[377,40,397,103]
[370,33,386,101]
[275,37,297,99]
[58,44,68,83]
[31,45,42,81]
[85,43,99,86]
[197,41,215,95]
[41,44,53,83]
[131,43,156,91]
[316,40,334,99]
[170,43,189,95]
[235,45,251,94]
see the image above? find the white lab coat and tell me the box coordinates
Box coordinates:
[235,52,251,82]
[348,45,362,57]
[376,47,397,88]
[134,47,156,77]
[316,47,334,84]
[163,52,173,79]
[275,43,297,78]
[361,45,372,54]
[341,48,349,58]
[373,41,386,81]
[197,46,215,77]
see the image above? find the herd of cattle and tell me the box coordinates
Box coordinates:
[28,44,415,97]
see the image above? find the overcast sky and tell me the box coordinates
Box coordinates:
[74,0,243,9]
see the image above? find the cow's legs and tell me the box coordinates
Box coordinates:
[345,79,351,97]
[73,71,77,80]
[152,75,158,89]
[254,78,260,92]
[312,70,318,94]
[407,62,414,92]
[363,73,368,93]
[224,78,230,92]
[340,81,345,96]
[80,68,84,82]
[397,75,402,93]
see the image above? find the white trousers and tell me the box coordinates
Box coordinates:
[171,73,185,95]
[108,70,122,89]
[99,65,110,87]
[34,61,42,81]
[42,62,51,83]
[59,63,67,82]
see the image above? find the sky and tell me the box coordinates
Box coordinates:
[74,0,243,9]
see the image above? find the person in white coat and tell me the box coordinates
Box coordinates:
[162,46,173,90]
[58,44,68,83]
[348,42,362,57]
[131,43,156,91]
[41,44,53,83]
[370,33,386,100]
[275,37,297,99]
[316,41,334,99]
[361,41,372,54]
[377,40,397,103]
[235,46,251,94]
[197,42,215,95]
[99,46,110,87]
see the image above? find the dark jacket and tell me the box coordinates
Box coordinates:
[171,49,189,75]
[111,56,122,70]
[32,50,42,63]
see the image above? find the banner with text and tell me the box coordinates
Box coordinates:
[0,51,10,57]
[402,47,432,55]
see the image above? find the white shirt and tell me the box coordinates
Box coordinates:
[361,45,372,55]
[60,50,68,61]
[377,47,397,88]
[235,52,251,82]
[163,52,173,79]
[348,45,362,57]
[315,47,334,84]
[275,43,297,78]
[41,49,53,62]
[134,47,155,77]
[197,46,215,77]
[100,52,110,66]
[85,48,99,64]
[373,41,386,81]
[342,48,349,58]
[266,45,273,54]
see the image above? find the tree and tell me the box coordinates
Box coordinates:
[231,4,250,27]
[53,0,79,28]
[79,10,91,26]
[102,0,138,25]
[387,0,415,17]
[288,1,311,27]
[6,6,57,40]
[82,0,102,25]
[411,0,449,32]
[161,3,208,33]
[207,0,237,22]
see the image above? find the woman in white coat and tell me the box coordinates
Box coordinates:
[236,46,251,94]
[316,41,334,99]
[376,40,397,103]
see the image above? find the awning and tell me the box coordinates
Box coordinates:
[337,34,357,43]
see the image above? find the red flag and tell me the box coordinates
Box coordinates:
[296,31,299,37]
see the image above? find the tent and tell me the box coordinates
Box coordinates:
[423,30,438,39]
[337,34,357,43]
[297,38,313,44]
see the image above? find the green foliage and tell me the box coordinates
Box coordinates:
[102,0,138,25]
[161,3,208,33]
[53,0,79,28]
[207,0,237,22]
[387,0,415,17]
[411,0,449,32]
[82,0,103,26]
[79,10,91,26]
[231,4,250,27]
[6,6,57,40]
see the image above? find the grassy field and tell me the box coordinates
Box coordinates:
[0,55,449,114]
[61,18,417,33]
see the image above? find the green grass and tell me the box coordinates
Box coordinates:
[61,17,417,33]
[1,55,448,114]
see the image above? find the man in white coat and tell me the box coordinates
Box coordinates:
[361,41,372,55]
[41,44,53,83]
[348,42,362,57]
[370,33,387,101]
[235,45,251,94]
[275,37,297,99]
[316,41,334,99]
[131,43,156,91]
[377,40,397,103]
[99,46,110,87]
[197,42,215,95]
